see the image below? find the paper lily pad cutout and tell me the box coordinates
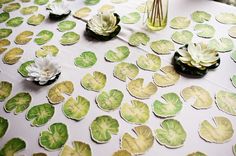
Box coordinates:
[18,60,34,77]
[15,31,33,45]
[231,50,236,62]
[181,86,213,109]
[121,12,140,24]
[191,11,211,23]
[74,51,97,68]
[153,66,180,87]
[171,30,193,45]
[129,32,150,47]
[34,0,48,5]
[3,47,24,65]
[99,4,114,12]
[113,62,139,81]
[187,151,207,156]
[0,28,12,39]
[111,0,127,4]
[6,17,23,27]
[120,100,150,124]
[47,81,74,104]
[39,122,68,150]
[0,81,12,101]
[170,17,190,29]
[194,24,215,38]
[21,0,31,2]
[26,103,55,126]
[81,71,106,92]
[3,3,20,12]
[4,92,31,114]
[215,90,236,116]
[84,0,100,5]
[0,0,13,4]
[228,26,236,38]
[153,92,183,118]
[231,75,236,88]
[60,32,80,45]
[113,150,131,156]
[74,7,91,19]
[60,141,92,156]
[33,153,47,156]
[20,6,38,15]
[208,38,234,52]
[96,89,124,111]
[150,40,175,55]
[199,116,234,143]
[0,39,10,54]
[105,46,130,62]
[233,144,236,156]
[0,138,26,156]
[63,96,90,121]
[0,12,9,23]
[58,21,76,32]
[137,53,161,71]
[90,115,119,143]
[127,78,157,99]
[35,45,59,57]
[121,125,154,154]
[216,12,236,24]
[27,14,45,26]
[0,116,8,138]
[34,30,53,45]
[155,119,187,148]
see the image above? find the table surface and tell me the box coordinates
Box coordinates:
[0,0,236,156]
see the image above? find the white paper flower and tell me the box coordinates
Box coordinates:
[26,56,61,85]
[48,1,70,16]
[178,42,219,70]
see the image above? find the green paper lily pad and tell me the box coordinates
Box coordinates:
[6,17,23,27]
[208,38,234,52]
[99,4,114,12]
[34,0,48,5]
[35,45,59,57]
[0,116,8,138]
[81,71,106,92]
[63,96,90,121]
[4,92,31,114]
[21,0,31,2]
[27,14,45,26]
[90,115,119,143]
[153,92,183,118]
[233,144,236,156]
[84,0,100,5]
[0,28,12,39]
[153,66,180,87]
[20,6,38,15]
[111,0,127,3]
[120,100,150,124]
[60,32,80,45]
[0,138,26,156]
[181,86,213,109]
[155,119,187,148]
[3,47,24,65]
[127,78,157,99]
[121,125,154,155]
[170,17,190,29]
[26,103,55,126]
[113,150,132,156]
[47,81,74,104]
[231,75,236,88]
[187,151,207,156]
[150,40,175,55]
[74,51,97,68]
[34,30,53,45]
[73,7,91,19]
[194,24,215,38]
[58,20,76,32]
[114,62,139,81]
[0,81,12,101]
[18,60,34,77]
[39,123,68,150]
[121,12,140,24]
[216,12,236,24]
[199,116,234,143]
[171,30,193,45]
[105,46,130,62]
[191,11,211,23]
[137,53,161,71]
[231,50,236,62]
[60,141,92,156]
[129,32,150,47]
[215,90,236,116]
[0,39,10,54]
[228,26,236,38]
[96,89,124,111]
[0,0,13,4]
[0,12,9,23]
[15,31,33,45]
[3,3,20,12]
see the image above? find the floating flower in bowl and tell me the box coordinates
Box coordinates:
[86,12,121,41]
[47,1,71,20]
[172,42,220,78]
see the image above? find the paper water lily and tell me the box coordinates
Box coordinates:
[26,56,61,85]
[47,1,71,20]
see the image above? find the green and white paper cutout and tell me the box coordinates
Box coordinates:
[216,12,236,24]
[74,7,91,19]
[231,75,236,88]
[112,150,131,156]
[3,3,21,12]
[0,12,10,23]
[20,5,38,15]
[18,60,34,77]
[113,62,139,81]
[187,151,207,156]
[6,17,23,27]
[129,32,150,47]
[194,24,215,38]
[35,45,59,57]
[208,38,234,52]
[60,32,80,45]
[121,12,140,24]
[58,20,76,32]
[0,39,10,54]
[233,144,236,156]
[0,116,8,138]
[137,53,161,71]
[0,138,26,156]
[0,0,14,4]
[34,0,48,5]
[231,50,236,62]
[84,0,100,5]
[0,81,12,101]
[15,31,33,45]
[34,30,53,45]
[171,30,193,45]
[3,47,24,65]
[111,0,127,4]
[27,14,45,26]
[99,4,115,12]
[228,26,236,38]
[0,28,12,39]
[60,141,92,156]
[170,17,190,29]
[150,40,175,55]
[191,11,211,23]
[74,51,97,68]
[105,46,130,62]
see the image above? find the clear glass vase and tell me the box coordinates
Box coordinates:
[146,0,168,31]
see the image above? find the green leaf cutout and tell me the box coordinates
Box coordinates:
[0,0,14,4]
[99,4,114,12]
[20,6,38,15]
[18,60,34,77]
[34,30,53,45]
[73,7,91,19]
[105,46,130,62]
[27,14,45,26]
[128,32,150,47]
[191,11,211,23]
[111,0,127,3]
[0,138,26,156]
[74,51,97,68]
[150,40,175,55]
[137,53,161,71]
[208,38,234,52]
[187,151,207,156]
[216,12,236,24]
[15,31,33,45]
[231,75,236,88]
[34,0,49,5]
[35,45,59,57]
[113,150,132,156]
[171,30,193,45]
[228,26,236,38]
[3,3,20,12]
[60,141,92,156]
[0,28,12,39]
[84,0,100,5]
[0,12,10,23]
[58,20,76,32]
[233,144,236,156]
[114,62,139,81]
[6,17,23,27]
[170,17,190,29]
[0,39,10,54]
[0,116,8,138]
[194,24,215,38]
[121,12,140,24]
[60,32,80,45]
[0,81,12,101]
[3,47,24,65]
